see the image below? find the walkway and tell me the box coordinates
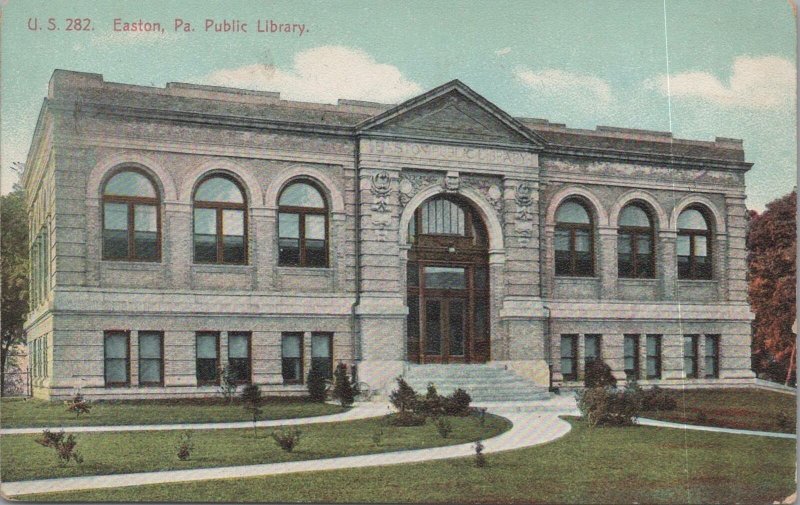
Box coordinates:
[0,403,390,435]
[637,418,797,439]
[1,409,573,497]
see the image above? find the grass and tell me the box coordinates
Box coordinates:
[642,388,796,433]
[0,397,345,428]
[18,417,795,504]
[1,413,510,482]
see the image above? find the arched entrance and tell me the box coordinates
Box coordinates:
[406,195,490,364]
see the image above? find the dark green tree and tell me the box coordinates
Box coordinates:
[332,363,354,407]
[240,384,263,438]
[306,366,327,402]
[1,178,29,396]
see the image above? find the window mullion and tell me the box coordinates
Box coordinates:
[128,202,135,260]
[299,210,306,266]
[216,207,224,263]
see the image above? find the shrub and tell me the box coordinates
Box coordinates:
[389,377,418,413]
[176,431,194,461]
[435,417,453,438]
[240,384,263,438]
[65,393,91,419]
[474,440,486,468]
[371,429,383,446]
[388,410,427,427]
[272,428,302,452]
[695,411,708,424]
[777,411,794,432]
[416,383,445,417]
[443,388,472,416]
[577,386,640,427]
[218,365,237,403]
[332,363,355,407]
[307,366,327,403]
[36,430,84,466]
[584,360,617,388]
[473,406,488,426]
[638,386,677,411]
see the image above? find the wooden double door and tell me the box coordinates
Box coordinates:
[407,261,490,364]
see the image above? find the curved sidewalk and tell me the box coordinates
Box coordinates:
[637,417,797,439]
[1,410,573,497]
[0,403,390,435]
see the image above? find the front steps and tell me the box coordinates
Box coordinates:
[403,364,552,402]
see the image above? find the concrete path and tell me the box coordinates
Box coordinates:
[0,403,390,435]
[1,408,574,497]
[637,417,797,439]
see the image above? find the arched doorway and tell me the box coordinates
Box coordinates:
[406,195,490,364]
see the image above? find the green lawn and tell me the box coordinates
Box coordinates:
[0,397,345,428]
[21,417,796,504]
[642,388,796,433]
[1,413,510,482]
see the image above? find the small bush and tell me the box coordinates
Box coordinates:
[272,428,302,452]
[307,367,327,403]
[695,411,708,424]
[577,386,640,427]
[443,388,472,416]
[777,411,794,432]
[371,429,383,446]
[474,440,486,468]
[435,417,453,438]
[176,431,194,461]
[473,407,488,426]
[218,365,238,403]
[584,360,617,388]
[65,393,92,419]
[240,384,263,438]
[388,410,427,427]
[416,383,445,417]
[389,377,418,413]
[639,386,677,411]
[36,430,83,466]
[332,363,355,407]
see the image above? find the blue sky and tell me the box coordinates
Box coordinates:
[1,0,795,210]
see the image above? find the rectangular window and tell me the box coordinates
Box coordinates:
[281,332,303,383]
[311,332,333,379]
[193,208,218,263]
[584,334,602,366]
[560,334,578,381]
[705,335,720,378]
[222,209,245,264]
[138,331,163,386]
[134,204,159,260]
[196,332,220,385]
[104,331,130,387]
[683,334,699,379]
[228,332,251,384]
[304,214,327,267]
[624,334,640,380]
[646,334,662,379]
[278,213,301,265]
[103,202,130,260]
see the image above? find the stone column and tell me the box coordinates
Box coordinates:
[725,194,748,302]
[660,332,683,381]
[166,202,192,289]
[598,226,617,299]
[659,230,678,300]
[605,333,626,383]
[355,167,406,392]
[251,208,273,290]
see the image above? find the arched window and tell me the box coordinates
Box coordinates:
[102,169,160,261]
[618,204,654,278]
[407,196,487,246]
[554,199,594,277]
[193,175,247,264]
[278,181,328,267]
[677,207,712,279]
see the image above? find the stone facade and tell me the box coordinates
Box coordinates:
[23,70,755,400]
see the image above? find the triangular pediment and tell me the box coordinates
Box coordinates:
[357,81,545,148]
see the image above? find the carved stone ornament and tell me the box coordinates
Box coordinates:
[442,171,460,192]
[370,171,392,213]
[514,182,534,221]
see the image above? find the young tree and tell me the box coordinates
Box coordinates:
[747,190,797,384]
[332,363,355,407]
[306,366,327,402]
[240,384,263,438]
[1,184,29,396]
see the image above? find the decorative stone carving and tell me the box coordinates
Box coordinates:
[370,171,392,213]
[514,182,535,246]
[462,175,504,214]
[397,172,440,207]
[443,171,460,192]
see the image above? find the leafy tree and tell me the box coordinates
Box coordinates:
[747,190,796,384]
[306,366,327,402]
[332,363,355,407]
[217,365,237,403]
[1,183,29,396]
[388,376,417,413]
[240,384,263,438]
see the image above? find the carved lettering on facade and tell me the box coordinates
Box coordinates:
[362,139,534,166]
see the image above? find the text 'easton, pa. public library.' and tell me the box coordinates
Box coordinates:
[23,70,753,399]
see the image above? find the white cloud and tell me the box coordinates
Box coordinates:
[495,47,512,57]
[513,66,614,112]
[203,46,422,104]
[645,55,796,109]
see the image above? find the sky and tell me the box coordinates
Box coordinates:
[0,0,796,211]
